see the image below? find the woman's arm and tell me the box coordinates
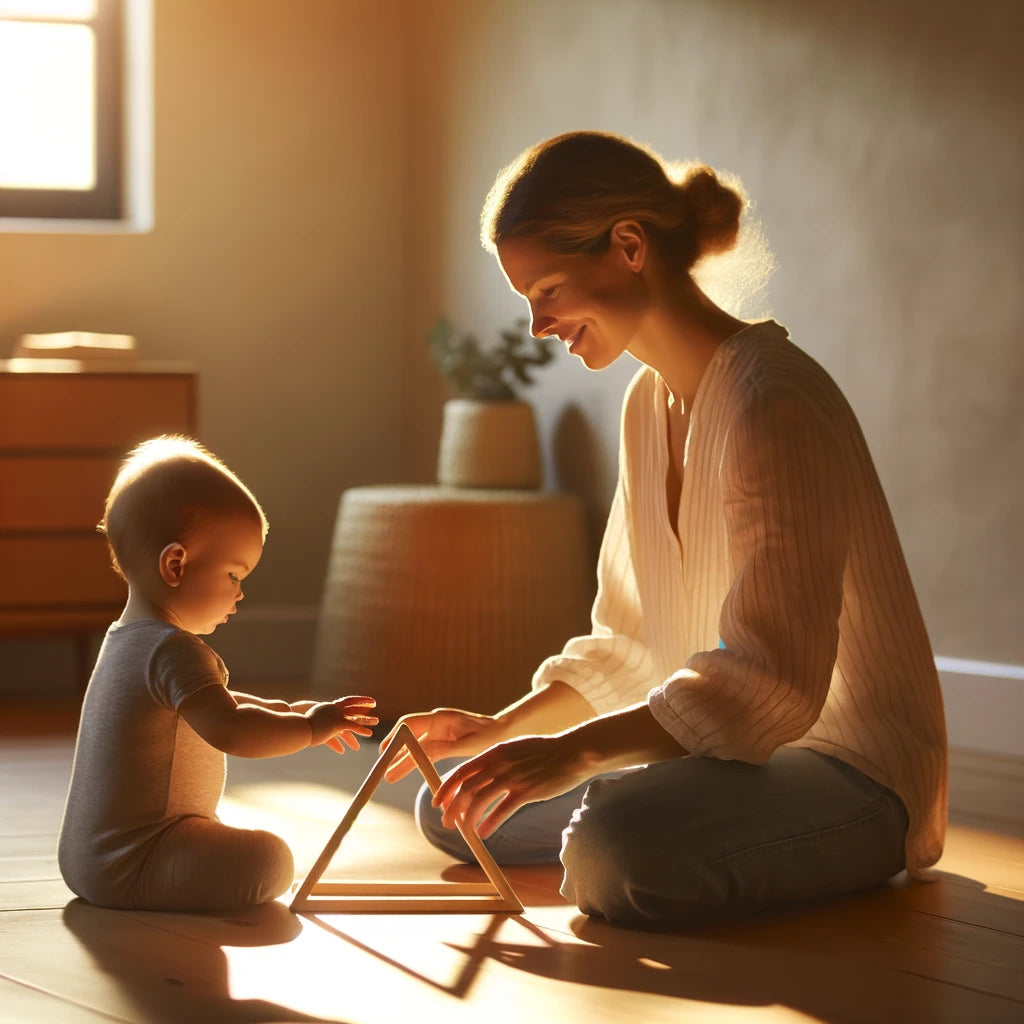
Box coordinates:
[529,458,657,714]
[433,702,686,838]
[381,680,594,782]
[651,388,848,763]
[385,377,662,781]
[494,679,596,736]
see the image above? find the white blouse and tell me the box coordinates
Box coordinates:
[532,320,947,875]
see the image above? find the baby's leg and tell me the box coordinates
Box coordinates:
[132,816,294,912]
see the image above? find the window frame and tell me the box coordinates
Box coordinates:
[0,0,124,220]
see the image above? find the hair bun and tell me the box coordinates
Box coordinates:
[680,166,744,259]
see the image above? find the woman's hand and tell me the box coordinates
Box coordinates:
[432,732,592,839]
[380,708,504,782]
[432,704,687,838]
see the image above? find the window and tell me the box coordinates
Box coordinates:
[0,0,149,226]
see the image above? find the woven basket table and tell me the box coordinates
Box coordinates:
[310,485,594,719]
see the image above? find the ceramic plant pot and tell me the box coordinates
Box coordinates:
[436,398,542,489]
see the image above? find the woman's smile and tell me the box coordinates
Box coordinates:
[565,324,587,353]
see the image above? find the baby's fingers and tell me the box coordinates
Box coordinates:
[338,695,376,711]
[337,730,361,751]
[327,729,364,753]
[341,720,376,737]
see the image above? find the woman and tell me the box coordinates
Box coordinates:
[384,131,947,928]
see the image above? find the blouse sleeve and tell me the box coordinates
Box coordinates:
[649,385,850,763]
[531,468,657,713]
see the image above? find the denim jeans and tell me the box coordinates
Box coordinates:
[416,746,909,927]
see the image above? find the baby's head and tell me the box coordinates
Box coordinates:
[100,437,268,634]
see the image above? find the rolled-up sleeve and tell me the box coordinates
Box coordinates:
[649,386,849,763]
[532,472,657,713]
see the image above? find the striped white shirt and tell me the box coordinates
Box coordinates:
[533,320,948,875]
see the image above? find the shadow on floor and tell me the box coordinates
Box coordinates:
[62,898,339,1023]
[459,873,1023,1024]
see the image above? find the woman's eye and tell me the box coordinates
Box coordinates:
[540,285,559,300]
[228,573,240,584]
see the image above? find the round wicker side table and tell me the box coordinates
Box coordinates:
[310,485,594,719]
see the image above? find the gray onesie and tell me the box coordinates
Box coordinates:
[58,620,293,911]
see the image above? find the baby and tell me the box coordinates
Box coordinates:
[58,436,377,911]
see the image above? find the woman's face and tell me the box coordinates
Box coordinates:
[497,230,648,371]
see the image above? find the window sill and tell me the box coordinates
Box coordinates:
[0,215,153,235]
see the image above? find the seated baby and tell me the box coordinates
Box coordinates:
[58,436,377,911]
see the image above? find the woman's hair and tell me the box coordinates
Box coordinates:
[481,131,746,273]
[99,436,268,580]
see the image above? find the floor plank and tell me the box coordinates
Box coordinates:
[0,976,124,1023]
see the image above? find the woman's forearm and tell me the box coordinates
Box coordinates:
[432,701,687,837]
[494,680,596,739]
[569,702,688,774]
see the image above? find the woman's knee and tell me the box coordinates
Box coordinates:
[559,775,723,927]
[414,773,475,862]
[560,777,657,923]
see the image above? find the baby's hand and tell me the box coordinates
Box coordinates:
[305,696,378,753]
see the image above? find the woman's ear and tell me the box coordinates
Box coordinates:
[158,542,187,588]
[609,220,647,272]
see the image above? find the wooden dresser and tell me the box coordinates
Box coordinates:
[0,361,196,668]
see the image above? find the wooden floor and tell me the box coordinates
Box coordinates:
[1,699,1022,1024]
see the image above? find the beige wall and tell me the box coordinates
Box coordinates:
[402,0,1024,669]
[2,0,1021,693]
[0,0,407,678]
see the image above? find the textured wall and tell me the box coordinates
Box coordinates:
[401,0,1024,666]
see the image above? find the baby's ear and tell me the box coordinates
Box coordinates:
[158,542,187,588]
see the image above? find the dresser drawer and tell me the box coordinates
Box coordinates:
[0,536,126,606]
[0,374,195,449]
[0,456,118,530]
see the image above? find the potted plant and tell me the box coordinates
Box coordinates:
[428,318,554,489]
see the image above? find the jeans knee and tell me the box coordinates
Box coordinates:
[414,779,474,862]
[560,781,720,927]
[561,787,645,922]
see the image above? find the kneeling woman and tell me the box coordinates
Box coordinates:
[384,131,947,928]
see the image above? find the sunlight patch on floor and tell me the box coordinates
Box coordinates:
[222,910,828,1023]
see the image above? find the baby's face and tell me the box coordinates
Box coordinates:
[169,516,264,635]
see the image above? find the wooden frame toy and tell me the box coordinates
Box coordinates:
[290,723,523,914]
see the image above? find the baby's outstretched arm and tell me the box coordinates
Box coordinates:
[179,685,377,758]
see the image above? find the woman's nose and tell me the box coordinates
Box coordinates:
[530,309,555,339]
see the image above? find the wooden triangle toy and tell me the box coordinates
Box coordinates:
[290,723,523,914]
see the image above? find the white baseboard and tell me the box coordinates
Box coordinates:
[948,747,1024,833]
[936,656,1024,758]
